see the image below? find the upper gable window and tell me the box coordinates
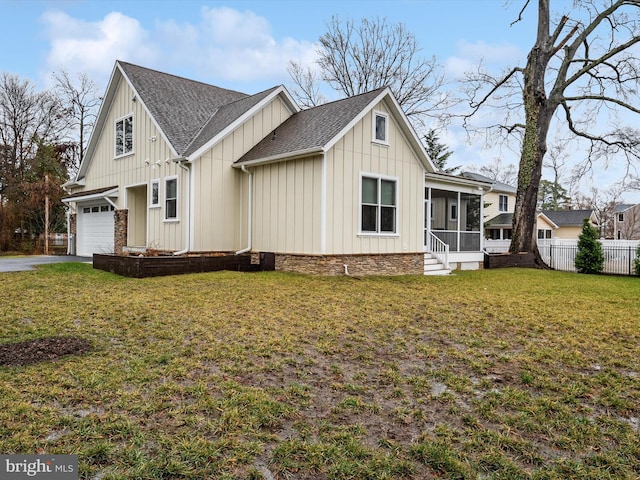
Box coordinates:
[115,114,133,157]
[373,111,389,144]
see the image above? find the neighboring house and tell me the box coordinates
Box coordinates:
[613,203,640,240]
[462,172,516,225]
[465,171,597,243]
[538,209,598,239]
[63,61,489,275]
[485,209,597,251]
[462,172,517,241]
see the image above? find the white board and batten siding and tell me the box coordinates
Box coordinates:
[251,156,323,254]
[70,75,185,251]
[191,95,295,252]
[249,101,426,256]
[325,104,425,255]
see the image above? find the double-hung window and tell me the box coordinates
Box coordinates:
[361,175,397,234]
[498,194,508,212]
[115,114,133,157]
[165,177,178,220]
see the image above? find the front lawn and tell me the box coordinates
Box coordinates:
[1,265,639,479]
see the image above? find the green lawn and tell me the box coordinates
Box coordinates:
[1,264,639,479]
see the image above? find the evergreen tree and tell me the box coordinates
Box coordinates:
[575,219,604,274]
[423,129,458,173]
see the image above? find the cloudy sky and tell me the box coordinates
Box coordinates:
[2,0,638,201]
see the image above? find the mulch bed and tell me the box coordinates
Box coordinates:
[0,336,92,367]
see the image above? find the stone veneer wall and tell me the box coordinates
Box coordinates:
[69,214,77,255]
[274,252,424,276]
[114,209,128,255]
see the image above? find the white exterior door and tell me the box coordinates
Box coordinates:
[77,203,115,256]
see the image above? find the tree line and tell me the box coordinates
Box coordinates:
[0,71,99,252]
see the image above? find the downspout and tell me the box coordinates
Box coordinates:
[173,158,191,255]
[235,164,253,254]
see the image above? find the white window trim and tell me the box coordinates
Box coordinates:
[164,176,179,222]
[114,113,134,159]
[150,179,160,208]
[449,201,458,222]
[372,111,389,145]
[358,172,399,237]
[498,194,508,212]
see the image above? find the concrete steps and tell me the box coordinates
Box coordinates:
[423,253,450,276]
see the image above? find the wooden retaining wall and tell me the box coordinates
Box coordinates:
[93,253,274,278]
[483,252,537,269]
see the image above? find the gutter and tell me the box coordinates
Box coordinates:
[173,157,192,256]
[235,164,253,254]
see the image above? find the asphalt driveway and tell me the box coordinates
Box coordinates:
[0,255,92,273]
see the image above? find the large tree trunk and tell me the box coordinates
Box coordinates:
[509,0,554,263]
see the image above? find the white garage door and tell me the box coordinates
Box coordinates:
[77,203,115,256]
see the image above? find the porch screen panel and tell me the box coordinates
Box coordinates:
[460,193,481,251]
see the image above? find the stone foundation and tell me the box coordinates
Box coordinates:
[114,209,128,255]
[274,252,424,276]
[69,214,77,255]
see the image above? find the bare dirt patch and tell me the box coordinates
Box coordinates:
[0,336,92,366]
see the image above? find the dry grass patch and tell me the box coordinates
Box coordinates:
[1,263,639,479]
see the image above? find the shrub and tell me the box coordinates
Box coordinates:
[574,219,604,274]
[634,245,640,276]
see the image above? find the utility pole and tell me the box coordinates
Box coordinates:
[45,174,49,255]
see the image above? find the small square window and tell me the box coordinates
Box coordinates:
[83,207,90,213]
[449,203,457,221]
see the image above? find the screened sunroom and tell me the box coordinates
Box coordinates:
[424,173,490,269]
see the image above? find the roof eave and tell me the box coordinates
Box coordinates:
[233,147,324,168]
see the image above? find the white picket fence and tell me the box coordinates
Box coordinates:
[485,239,640,275]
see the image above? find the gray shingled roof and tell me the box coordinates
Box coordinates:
[462,172,517,194]
[118,61,249,156]
[183,86,280,156]
[487,209,594,228]
[541,209,593,227]
[486,213,513,227]
[613,203,635,213]
[237,88,387,164]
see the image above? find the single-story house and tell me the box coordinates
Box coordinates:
[63,61,490,275]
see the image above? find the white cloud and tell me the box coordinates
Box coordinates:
[154,6,317,85]
[40,6,317,90]
[41,10,157,85]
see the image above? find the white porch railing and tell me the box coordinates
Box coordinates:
[426,231,450,270]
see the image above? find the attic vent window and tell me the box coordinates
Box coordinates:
[373,111,388,144]
[115,114,134,158]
